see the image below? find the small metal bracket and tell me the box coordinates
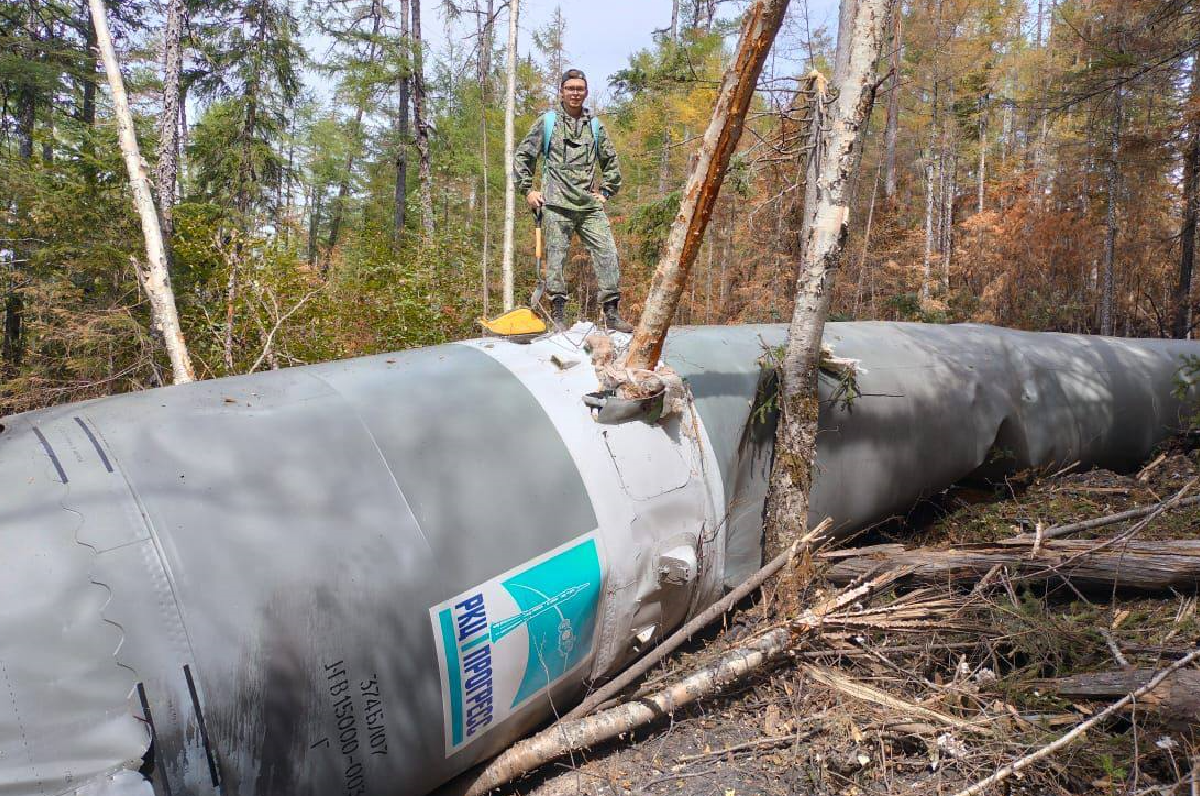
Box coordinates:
[583,389,666,425]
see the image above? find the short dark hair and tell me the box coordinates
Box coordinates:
[560,68,587,87]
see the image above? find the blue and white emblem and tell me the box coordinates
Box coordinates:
[430,533,603,755]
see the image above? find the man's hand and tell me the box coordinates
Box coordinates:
[591,191,608,205]
[526,190,545,210]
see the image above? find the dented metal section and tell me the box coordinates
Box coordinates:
[0,409,150,795]
[0,322,1196,796]
[669,322,1199,583]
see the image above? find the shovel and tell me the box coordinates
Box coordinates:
[476,206,550,342]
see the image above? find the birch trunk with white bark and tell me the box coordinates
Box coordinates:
[500,0,519,311]
[411,0,435,239]
[853,158,882,316]
[977,104,985,215]
[942,147,954,292]
[763,0,893,560]
[89,0,194,384]
[922,157,934,300]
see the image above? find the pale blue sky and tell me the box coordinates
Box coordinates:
[424,0,842,106]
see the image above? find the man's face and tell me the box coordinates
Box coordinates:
[560,78,588,112]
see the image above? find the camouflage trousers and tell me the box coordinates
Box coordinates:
[543,206,621,304]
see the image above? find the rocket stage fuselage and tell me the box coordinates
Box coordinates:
[1,322,1196,796]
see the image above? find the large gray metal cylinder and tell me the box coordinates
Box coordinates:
[1,322,1195,796]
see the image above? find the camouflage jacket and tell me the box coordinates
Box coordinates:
[513,104,622,212]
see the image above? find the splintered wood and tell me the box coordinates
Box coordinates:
[584,332,685,411]
[624,0,791,371]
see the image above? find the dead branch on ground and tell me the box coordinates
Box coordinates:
[822,539,1200,591]
[463,568,924,796]
[947,647,1200,796]
[1035,669,1200,727]
[564,520,832,722]
[1005,488,1200,545]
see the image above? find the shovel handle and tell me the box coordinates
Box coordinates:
[533,207,544,260]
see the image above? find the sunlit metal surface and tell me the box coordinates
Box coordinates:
[1,322,1194,795]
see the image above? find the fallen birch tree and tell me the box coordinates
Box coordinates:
[821,539,1200,591]
[462,568,913,796]
[88,0,195,385]
[563,520,832,722]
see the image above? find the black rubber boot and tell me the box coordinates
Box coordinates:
[602,298,634,334]
[550,296,567,329]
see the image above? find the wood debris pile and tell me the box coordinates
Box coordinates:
[487,439,1200,796]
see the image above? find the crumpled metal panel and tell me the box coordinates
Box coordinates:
[807,323,1196,534]
[663,324,786,587]
[0,322,1196,796]
[0,409,149,796]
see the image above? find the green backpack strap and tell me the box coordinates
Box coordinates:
[541,111,556,158]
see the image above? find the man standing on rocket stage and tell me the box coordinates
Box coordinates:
[513,68,634,333]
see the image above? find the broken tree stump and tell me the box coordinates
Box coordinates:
[821,540,1200,591]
